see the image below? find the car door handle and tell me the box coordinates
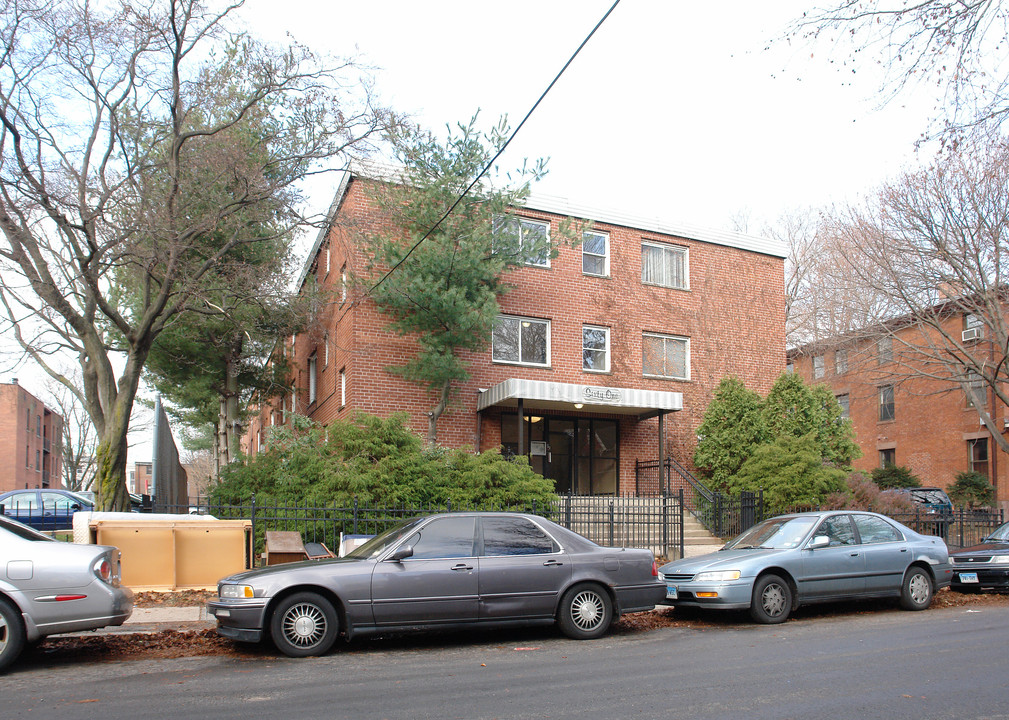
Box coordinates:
[850,552,860,557]
[543,560,564,567]
[451,564,473,571]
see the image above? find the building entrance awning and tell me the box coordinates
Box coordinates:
[477,378,682,419]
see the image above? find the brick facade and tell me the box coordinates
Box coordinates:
[244,170,786,495]
[0,381,64,493]
[789,318,1008,514]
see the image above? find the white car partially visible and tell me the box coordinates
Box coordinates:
[0,515,133,672]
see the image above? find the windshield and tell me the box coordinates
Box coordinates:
[345,517,425,560]
[725,516,818,550]
[987,522,1009,542]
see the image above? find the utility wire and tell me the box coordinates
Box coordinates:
[363,0,623,298]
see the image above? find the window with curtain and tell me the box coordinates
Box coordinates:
[642,333,689,379]
[641,241,687,289]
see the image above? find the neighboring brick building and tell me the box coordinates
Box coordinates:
[0,380,63,493]
[788,314,1008,513]
[244,167,786,495]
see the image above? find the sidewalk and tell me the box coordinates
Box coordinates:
[92,605,216,635]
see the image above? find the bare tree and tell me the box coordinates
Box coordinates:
[43,373,96,492]
[0,0,392,509]
[821,132,1009,452]
[796,1,1008,137]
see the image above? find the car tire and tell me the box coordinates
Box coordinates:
[557,583,613,640]
[749,574,792,624]
[900,566,934,610]
[0,598,26,672]
[269,592,339,658]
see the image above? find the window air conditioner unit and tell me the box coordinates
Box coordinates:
[981,416,987,427]
[962,327,983,342]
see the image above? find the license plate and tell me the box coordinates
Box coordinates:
[666,584,678,600]
[957,572,979,583]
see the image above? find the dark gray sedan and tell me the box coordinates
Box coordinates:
[209,512,665,657]
[659,511,952,623]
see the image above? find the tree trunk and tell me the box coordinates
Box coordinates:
[93,400,133,512]
[426,380,452,448]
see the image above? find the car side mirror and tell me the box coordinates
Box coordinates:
[389,545,414,562]
[70,504,81,511]
[808,536,830,550]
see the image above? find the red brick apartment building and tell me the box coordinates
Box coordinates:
[788,315,1009,513]
[244,167,786,495]
[0,380,63,493]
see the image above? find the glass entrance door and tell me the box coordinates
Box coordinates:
[546,420,575,494]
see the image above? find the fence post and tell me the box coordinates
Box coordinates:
[608,500,615,547]
[352,496,359,535]
[250,494,257,566]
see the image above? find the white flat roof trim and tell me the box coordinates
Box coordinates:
[477,378,683,413]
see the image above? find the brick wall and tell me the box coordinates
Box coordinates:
[245,176,786,494]
[790,319,1007,510]
[0,383,63,492]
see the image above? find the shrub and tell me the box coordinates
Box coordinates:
[726,433,848,515]
[870,464,921,490]
[212,412,557,509]
[948,471,995,509]
[823,472,916,514]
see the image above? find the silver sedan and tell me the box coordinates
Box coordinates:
[209,512,666,657]
[659,511,951,623]
[0,515,134,671]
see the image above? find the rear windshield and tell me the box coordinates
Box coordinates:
[0,515,54,541]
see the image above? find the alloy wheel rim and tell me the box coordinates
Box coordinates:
[571,591,605,631]
[909,574,930,604]
[761,583,787,617]
[282,602,327,648]
[0,614,7,654]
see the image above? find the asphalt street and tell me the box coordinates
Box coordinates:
[3,604,1007,720]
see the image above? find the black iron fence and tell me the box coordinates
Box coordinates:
[156,492,685,561]
[635,458,760,540]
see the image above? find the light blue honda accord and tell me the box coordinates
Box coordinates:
[658,510,951,623]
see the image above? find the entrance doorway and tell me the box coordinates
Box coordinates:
[500,414,618,495]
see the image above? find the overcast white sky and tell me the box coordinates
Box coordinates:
[240,0,943,232]
[5,0,949,466]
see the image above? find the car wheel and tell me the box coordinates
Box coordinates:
[557,583,613,640]
[900,567,934,610]
[749,574,792,624]
[269,592,338,658]
[0,598,26,672]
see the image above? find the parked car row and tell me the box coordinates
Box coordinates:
[1,509,1001,672]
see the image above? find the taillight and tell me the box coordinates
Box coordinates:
[652,559,659,577]
[93,554,121,586]
[94,558,111,581]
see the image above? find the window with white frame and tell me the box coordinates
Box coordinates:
[582,230,609,276]
[308,354,317,405]
[641,241,688,289]
[495,216,551,267]
[878,384,895,421]
[642,333,689,379]
[813,354,825,379]
[836,393,850,419]
[340,264,347,303]
[835,348,848,375]
[340,367,346,407]
[492,315,550,366]
[965,370,985,408]
[582,325,610,372]
[878,335,893,364]
[323,333,329,367]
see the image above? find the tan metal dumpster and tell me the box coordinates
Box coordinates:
[88,514,253,591]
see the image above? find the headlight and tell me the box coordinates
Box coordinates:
[657,571,666,582]
[220,584,255,599]
[991,555,1009,564]
[693,570,741,583]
